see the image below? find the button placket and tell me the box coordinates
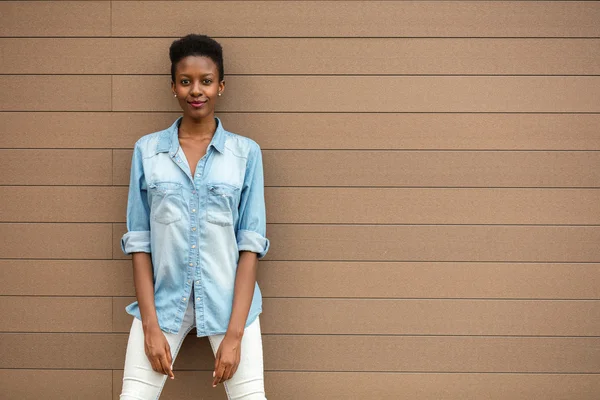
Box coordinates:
[189,165,202,317]
[168,147,199,332]
[170,150,194,184]
[189,150,211,331]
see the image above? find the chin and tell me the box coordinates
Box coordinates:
[185,107,213,119]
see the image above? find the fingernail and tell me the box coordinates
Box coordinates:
[212,371,215,377]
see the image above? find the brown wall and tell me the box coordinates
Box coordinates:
[1,1,600,399]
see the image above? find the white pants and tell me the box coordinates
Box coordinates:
[120,296,267,400]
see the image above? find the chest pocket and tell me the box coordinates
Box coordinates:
[149,182,184,225]
[207,183,239,226]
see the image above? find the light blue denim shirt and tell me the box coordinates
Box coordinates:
[121,116,269,337]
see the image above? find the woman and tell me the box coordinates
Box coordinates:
[119,34,269,400]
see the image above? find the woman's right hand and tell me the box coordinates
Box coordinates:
[143,324,175,379]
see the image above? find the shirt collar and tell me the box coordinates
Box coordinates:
[156,116,227,155]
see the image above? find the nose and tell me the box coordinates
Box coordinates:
[190,81,202,97]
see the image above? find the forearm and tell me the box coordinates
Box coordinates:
[132,252,160,330]
[227,251,259,339]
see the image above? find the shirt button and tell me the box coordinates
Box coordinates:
[196,173,201,177]
[177,159,182,163]
[196,280,200,284]
[192,209,196,213]
[192,190,196,194]
[196,297,200,301]
[192,245,196,249]
[192,227,196,231]
[182,297,186,302]
[189,262,193,267]
[187,280,191,284]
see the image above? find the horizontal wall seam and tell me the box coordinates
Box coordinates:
[5,74,600,77]
[2,258,600,263]
[4,295,600,301]
[3,110,600,114]
[4,149,600,152]
[3,36,600,39]
[2,332,600,338]
[3,222,600,226]
[4,368,600,374]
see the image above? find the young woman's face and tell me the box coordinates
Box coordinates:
[171,55,225,120]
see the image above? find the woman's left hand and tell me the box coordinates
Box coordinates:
[213,334,242,387]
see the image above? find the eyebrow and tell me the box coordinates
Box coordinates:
[178,73,214,77]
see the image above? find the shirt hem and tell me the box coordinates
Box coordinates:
[125,304,262,338]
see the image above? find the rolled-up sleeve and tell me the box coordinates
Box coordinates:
[121,142,151,254]
[236,143,270,259]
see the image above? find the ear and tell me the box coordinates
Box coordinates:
[218,80,225,95]
[170,80,176,96]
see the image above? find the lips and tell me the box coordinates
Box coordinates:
[188,100,207,108]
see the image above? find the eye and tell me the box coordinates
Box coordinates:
[180,79,190,85]
[203,79,213,84]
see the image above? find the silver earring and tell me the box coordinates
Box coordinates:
[173,94,177,98]
[218,92,222,96]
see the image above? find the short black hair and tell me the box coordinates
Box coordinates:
[169,34,224,82]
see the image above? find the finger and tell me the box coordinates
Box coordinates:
[149,358,157,373]
[212,352,221,387]
[227,352,240,381]
[166,365,175,379]
[229,364,239,381]
[224,368,232,382]
[165,359,175,380]
[165,341,172,363]
[151,358,162,375]
[213,348,221,372]
[212,369,221,387]
[160,354,174,379]
[162,357,174,379]
[158,357,168,376]
[227,363,237,382]
[219,366,230,384]
[213,364,225,387]
[166,349,174,379]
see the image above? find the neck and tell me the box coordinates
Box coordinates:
[178,115,217,139]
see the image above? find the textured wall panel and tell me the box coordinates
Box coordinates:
[111,297,600,336]
[4,38,600,75]
[0,1,110,37]
[113,76,600,113]
[111,1,600,37]
[113,150,600,187]
[1,370,112,400]
[2,334,599,372]
[0,223,113,259]
[3,113,599,150]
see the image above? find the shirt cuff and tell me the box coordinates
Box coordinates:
[237,229,270,259]
[121,231,151,254]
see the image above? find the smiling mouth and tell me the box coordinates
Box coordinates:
[188,100,207,108]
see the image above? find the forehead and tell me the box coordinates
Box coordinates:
[175,55,218,76]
